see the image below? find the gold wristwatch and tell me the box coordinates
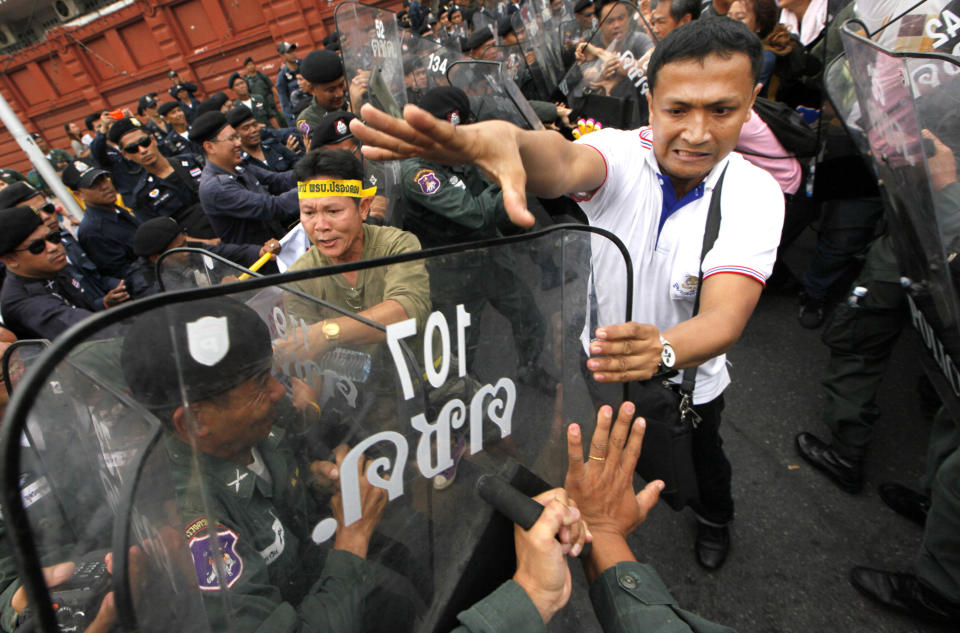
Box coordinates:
[321,320,341,342]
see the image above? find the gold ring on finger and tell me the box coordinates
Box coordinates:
[588,455,605,462]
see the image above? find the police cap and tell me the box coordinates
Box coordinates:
[137,94,158,115]
[0,207,43,256]
[300,49,344,85]
[419,86,471,125]
[574,0,593,13]
[0,182,41,208]
[189,111,229,144]
[529,100,559,125]
[226,105,255,129]
[196,92,230,116]
[462,29,493,52]
[158,101,182,117]
[107,117,145,145]
[121,296,274,410]
[61,160,110,190]
[133,216,182,257]
[309,111,357,147]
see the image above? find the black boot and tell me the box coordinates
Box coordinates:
[795,432,864,493]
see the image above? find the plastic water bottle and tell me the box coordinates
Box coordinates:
[320,348,372,383]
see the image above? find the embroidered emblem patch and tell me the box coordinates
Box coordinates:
[414,169,441,195]
[186,315,230,367]
[336,119,348,135]
[189,167,202,178]
[448,111,460,125]
[186,518,244,591]
[298,120,310,136]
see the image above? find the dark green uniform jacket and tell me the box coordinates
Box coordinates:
[168,427,372,633]
[452,562,736,633]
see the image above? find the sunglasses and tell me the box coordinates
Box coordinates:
[16,230,62,255]
[31,202,56,216]
[122,136,153,154]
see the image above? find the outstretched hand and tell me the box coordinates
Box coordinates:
[351,103,535,227]
[565,402,663,581]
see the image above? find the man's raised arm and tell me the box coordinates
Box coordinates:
[351,103,605,228]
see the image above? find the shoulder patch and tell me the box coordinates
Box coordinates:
[414,168,441,195]
[298,120,310,136]
[186,518,244,591]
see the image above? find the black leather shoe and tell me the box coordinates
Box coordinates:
[695,523,729,570]
[795,432,863,493]
[879,482,930,527]
[850,567,960,624]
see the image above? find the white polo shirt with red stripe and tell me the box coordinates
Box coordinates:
[573,127,784,404]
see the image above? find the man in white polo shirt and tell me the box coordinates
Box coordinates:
[353,17,784,571]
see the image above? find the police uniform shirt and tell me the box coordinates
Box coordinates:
[76,202,143,279]
[233,94,273,126]
[240,135,299,173]
[572,127,784,404]
[0,267,105,340]
[166,427,374,631]
[276,60,301,118]
[132,154,216,238]
[295,100,328,139]
[198,160,298,245]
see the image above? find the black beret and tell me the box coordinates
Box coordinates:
[189,111,230,144]
[121,296,274,410]
[463,28,493,52]
[137,94,158,115]
[108,117,146,145]
[309,111,357,147]
[0,207,43,256]
[226,105,255,129]
[196,92,230,116]
[133,216,182,257]
[574,0,593,12]
[497,17,515,37]
[61,160,109,190]
[243,56,254,65]
[419,86,471,124]
[529,100,559,124]
[322,33,339,48]
[158,101,182,116]
[228,72,244,89]
[300,49,344,84]
[0,182,41,209]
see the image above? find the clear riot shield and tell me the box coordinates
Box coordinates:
[511,5,561,99]
[838,22,960,395]
[336,1,406,226]
[2,225,633,633]
[447,60,544,129]
[483,43,537,92]
[401,35,469,105]
[557,0,655,130]
[3,339,48,395]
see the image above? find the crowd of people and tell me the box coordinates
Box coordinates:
[0,0,957,631]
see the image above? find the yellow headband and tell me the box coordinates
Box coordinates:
[297,179,377,199]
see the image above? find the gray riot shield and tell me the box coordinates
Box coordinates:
[1,226,633,632]
[557,0,655,129]
[836,21,960,400]
[335,1,406,226]
[446,59,544,129]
